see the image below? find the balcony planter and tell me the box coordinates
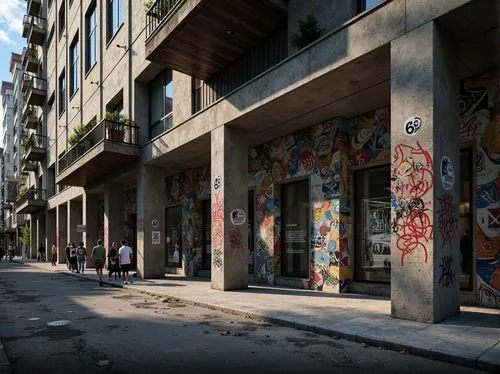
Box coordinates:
[105,112,134,143]
[106,128,125,142]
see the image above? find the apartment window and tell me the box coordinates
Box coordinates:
[149,70,173,139]
[58,1,65,38]
[86,2,97,72]
[59,69,66,115]
[107,0,123,41]
[70,34,79,96]
[358,0,380,13]
[47,25,55,50]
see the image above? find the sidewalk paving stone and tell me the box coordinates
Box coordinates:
[14,259,499,372]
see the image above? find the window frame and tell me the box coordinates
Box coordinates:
[58,69,66,116]
[69,33,80,97]
[107,0,124,42]
[85,2,98,73]
[58,0,66,39]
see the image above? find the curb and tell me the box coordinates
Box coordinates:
[15,260,498,373]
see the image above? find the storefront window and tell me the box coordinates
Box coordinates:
[166,206,182,268]
[281,180,309,278]
[459,149,473,290]
[355,166,391,283]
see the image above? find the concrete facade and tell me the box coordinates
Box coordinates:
[3,0,497,323]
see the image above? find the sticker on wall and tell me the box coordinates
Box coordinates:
[213,176,221,190]
[440,155,455,190]
[404,116,422,136]
[152,231,161,245]
[230,209,246,226]
[152,218,159,229]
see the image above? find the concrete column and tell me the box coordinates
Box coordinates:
[36,215,46,262]
[83,193,99,268]
[56,204,67,264]
[211,126,248,291]
[104,184,123,253]
[390,21,460,323]
[68,200,83,246]
[46,209,56,262]
[136,165,166,278]
[30,218,37,259]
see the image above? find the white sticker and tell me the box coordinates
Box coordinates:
[441,156,455,190]
[152,218,159,229]
[213,176,221,190]
[47,320,70,327]
[230,209,246,225]
[152,231,161,245]
[404,116,422,136]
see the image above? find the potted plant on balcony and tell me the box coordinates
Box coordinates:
[69,123,92,157]
[105,112,133,142]
[27,46,38,61]
[16,185,28,202]
[21,135,34,152]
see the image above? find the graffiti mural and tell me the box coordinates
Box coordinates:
[460,74,500,307]
[390,142,434,266]
[349,108,391,167]
[166,166,210,275]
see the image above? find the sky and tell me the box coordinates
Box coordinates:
[0,0,25,124]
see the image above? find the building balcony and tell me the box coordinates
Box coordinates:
[21,160,38,174]
[21,104,38,129]
[27,0,42,16]
[57,119,140,187]
[22,47,39,73]
[22,15,32,38]
[15,188,46,215]
[22,134,46,162]
[25,76,46,106]
[145,0,287,80]
[26,15,46,46]
[21,73,32,93]
[2,203,12,210]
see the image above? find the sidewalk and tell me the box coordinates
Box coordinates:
[16,259,499,372]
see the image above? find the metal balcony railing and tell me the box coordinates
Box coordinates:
[16,188,46,206]
[22,133,47,154]
[145,0,184,39]
[22,15,33,38]
[21,73,33,92]
[58,119,140,174]
[26,75,46,93]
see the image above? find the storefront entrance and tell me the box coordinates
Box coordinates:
[281,180,310,278]
[202,200,211,270]
[165,206,182,268]
[354,165,391,283]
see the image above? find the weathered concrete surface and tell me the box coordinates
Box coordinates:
[15,260,500,373]
[390,21,460,323]
[211,126,249,291]
[0,261,490,374]
[104,183,123,252]
[56,204,67,264]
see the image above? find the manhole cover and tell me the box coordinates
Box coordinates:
[47,320,71,327]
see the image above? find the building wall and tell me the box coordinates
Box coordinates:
[458,72,500,308]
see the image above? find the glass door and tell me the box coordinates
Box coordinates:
[281,180,309,278]
[355,166,391,283]
[165,206,182,268]
[202,200,211,270]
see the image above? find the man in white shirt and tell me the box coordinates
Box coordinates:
[118,239,133,284]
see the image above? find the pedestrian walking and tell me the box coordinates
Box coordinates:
[51,243,57,266]
[107,242,121,280]
[77,242,87,274]
[22,243,27,260]
[69,243,78,273]
[92,239,106,287]
[65,243,71,270]
[118,239,133,285]
[38,243,46,262]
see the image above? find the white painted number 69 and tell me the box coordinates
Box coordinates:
[404,116,422,136]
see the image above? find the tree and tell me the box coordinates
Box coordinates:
[20,225,30,246]
[291,13,325,50]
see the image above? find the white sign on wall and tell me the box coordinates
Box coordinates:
[404,116,422,136]
[152,231,161,245]
[230,209,246,225]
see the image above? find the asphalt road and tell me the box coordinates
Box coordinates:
[0,261,484,374]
